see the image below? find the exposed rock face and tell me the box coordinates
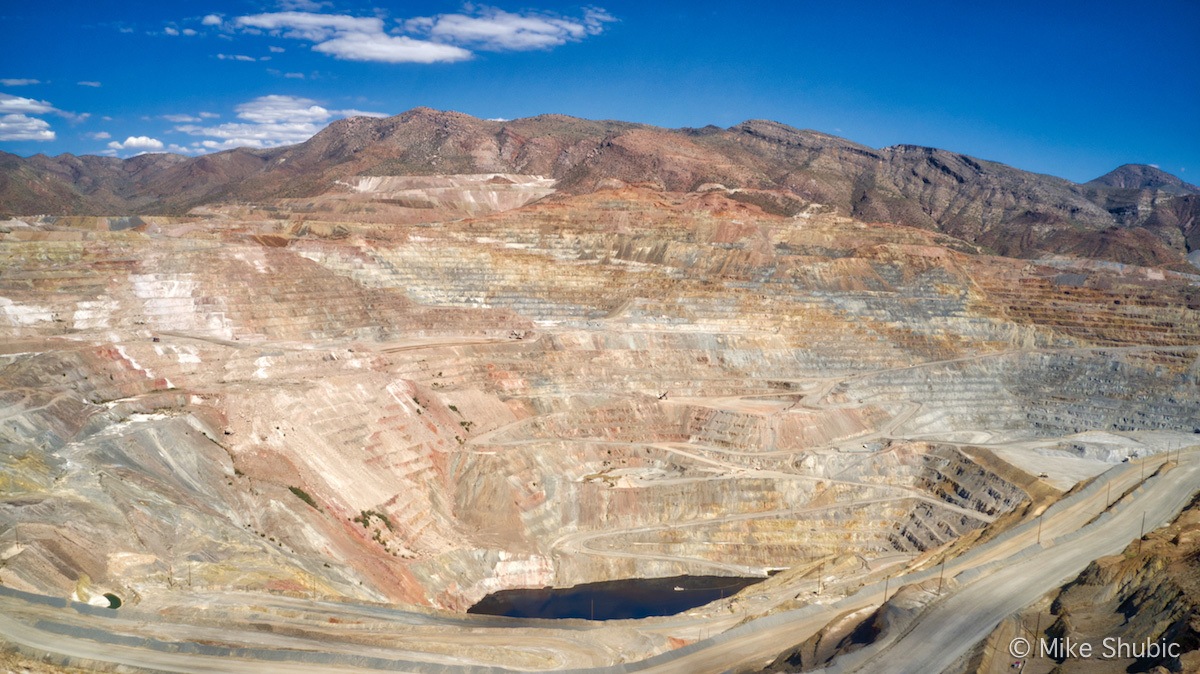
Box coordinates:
[1087,164,1200,195]
[964,495,1200,674]
[1046,497,1200,671]
[2,108,1197,268]
[2,183,1197,622]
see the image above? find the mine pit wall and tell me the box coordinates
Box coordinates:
[831,348,1200,440]
[5,215,1198,615]
[428,438,1037,608]
[0,406,386,605]
[886,447,1028,553]
[3,323,1066,612]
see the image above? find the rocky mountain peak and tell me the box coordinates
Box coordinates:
[1087,163,1199,195]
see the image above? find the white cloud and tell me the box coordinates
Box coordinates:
[218,54,259,62]
[406,7,615,51]
[226,7,612,64]
[0,78,41,86]
[234,11,472,63]
[284,72,305,79]
[163,114,201,123]
[276,0,332,12]
[183,28,198,36]
[236,12,385,41]
[174,94,332,150]
[108,136,165,150]
[202,14,223,26]
[77,81,102,88]
[164,26,180,36]
[167,143,203,154]
[237,95,330,124]
[314,31,472,63]
[0,92,87,124]
[0,114,55,141]
[199,111,220,119]
[0,93,56,115]
[337,108,389,118]
[269,45,286,53]
[171,95,388,151]
[86,131,112,140]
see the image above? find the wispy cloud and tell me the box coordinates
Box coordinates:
[235,11,472,63]
[218,54,260,62]
[77,81,102,88]
[172,94,386,151]
[0,92,88,125]
[86,131,112,140]
[163,114,201,123]
[276,0,331,11]
[405,7,615,51]
[0,93,57,115]
[226,6,614,64]
[236,95,331,124]
[167,143,202,154]
[0,114,55,141]
[316,31,471,63]
[338,109,389,118]
[108,135,165,151]
[0,78,42,86]
[202,14,223,26]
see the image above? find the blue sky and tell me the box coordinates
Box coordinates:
[1,1,1197,183]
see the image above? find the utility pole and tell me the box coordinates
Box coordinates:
[1137,511,1146,554]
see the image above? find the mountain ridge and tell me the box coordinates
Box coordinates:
[1,107,1197,269]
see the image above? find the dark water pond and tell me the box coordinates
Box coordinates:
[468,575,766,621]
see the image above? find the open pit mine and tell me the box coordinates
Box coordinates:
[1,109,1199,673]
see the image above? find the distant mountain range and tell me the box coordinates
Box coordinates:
[2,107,1197,269]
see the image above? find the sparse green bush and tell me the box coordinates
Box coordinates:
[288,486,319,509]
[353,509,394,532]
